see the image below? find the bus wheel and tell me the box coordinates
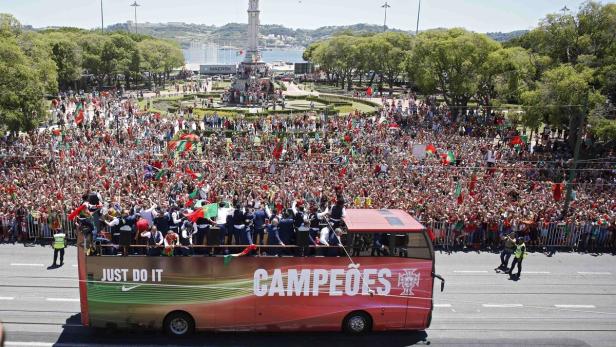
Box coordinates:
[163,311,194,337]
[343,311,372,334]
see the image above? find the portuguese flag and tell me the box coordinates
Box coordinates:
[224,244,258,266]
[75,109,85,126]
[426,144,437,155]
[185,168,203,180]
[168,140,194,153]
[185,203,218,223]
[441,151,456,165]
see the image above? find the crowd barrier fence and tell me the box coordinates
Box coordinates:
[0,212,613,252]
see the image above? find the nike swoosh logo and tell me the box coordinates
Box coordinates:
[121,285,141,292]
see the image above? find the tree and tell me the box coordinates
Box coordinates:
[372,32,413,94]
[0,35,46,131]
[409,29,500,113]
[522,64,605,146]
[0,14,55,131]
[477,47,536,106]
[44,33,82,89]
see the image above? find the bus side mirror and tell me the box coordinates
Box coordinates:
[432,273,445,292]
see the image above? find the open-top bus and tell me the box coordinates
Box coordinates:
[76,209,445,335]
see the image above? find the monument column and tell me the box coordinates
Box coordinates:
[245,0,261,63]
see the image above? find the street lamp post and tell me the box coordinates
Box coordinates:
[100,0,104,34]
[416,0,422,35]
[381,2,391,32]
[130,1,140,34]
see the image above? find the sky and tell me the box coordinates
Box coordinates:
[2,0,611,33]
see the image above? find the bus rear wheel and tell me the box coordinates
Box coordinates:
[163,311,194,337]
[343,311,372,334]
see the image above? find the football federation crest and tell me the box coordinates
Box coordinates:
[398,269,420,296]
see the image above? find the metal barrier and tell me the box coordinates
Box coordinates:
[426,220,614,252]
[2,210,614,252]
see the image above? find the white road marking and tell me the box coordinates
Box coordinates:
[453,270,488,273]
[6,343,54,347]
[72,264,78,267]
[10,263,44,267]
[0,296,15,300]
[525,271,551,274]
[482,304,523,308]
[434,304,452,308]
[577,272,611,275]
[555,304,596,308]
[45,298,80,302]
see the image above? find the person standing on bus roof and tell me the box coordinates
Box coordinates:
[252,203,271,245]
[278,210,295,252]
[329,199,346,229]
[215,201,232,246]
[179,221,195,256]
[232,203,247,245]
[51,229,66,267]
[141,225,163,256]
[194,214,214,254]
[267,218,283,256]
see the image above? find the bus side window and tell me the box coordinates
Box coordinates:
[349,233,390,257]
[403,233,432,260]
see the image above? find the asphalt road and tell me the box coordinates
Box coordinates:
[1,244,615,347]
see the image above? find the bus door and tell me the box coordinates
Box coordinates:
[391,232,435,330]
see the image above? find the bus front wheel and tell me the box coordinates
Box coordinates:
[343,311,372,334]
[163,311,195,337]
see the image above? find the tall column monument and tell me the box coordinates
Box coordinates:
[245,0,261,63]
[229,0,273,101]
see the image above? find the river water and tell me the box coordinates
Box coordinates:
[183,46,306,65]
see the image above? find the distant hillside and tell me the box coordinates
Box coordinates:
[486,30,528,42]
[105,22,525,47]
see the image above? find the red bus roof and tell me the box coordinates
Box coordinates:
[343,209,425,233]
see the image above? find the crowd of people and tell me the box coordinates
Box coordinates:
[0,86,614,254]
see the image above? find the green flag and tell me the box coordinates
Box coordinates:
[454,181,462,198]
[176,140,188,152]
[204,203,218,219]
[189,188,200,199]
[155,169,167,181]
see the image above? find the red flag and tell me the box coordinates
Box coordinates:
[510,135,523,147]
[185,168,200,180]
[75,110,84,125]
[426,144,437,155]
[68,204,87,221]
[552,183,563,201]
[366,87,373,97]
[469,175,477,196]
[457,192,464,205]
[339,167,347,178]
[185,208,204,223]
[272,142,283,160]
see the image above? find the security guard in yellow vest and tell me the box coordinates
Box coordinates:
[52,230,67,267]
[508,238,526,279]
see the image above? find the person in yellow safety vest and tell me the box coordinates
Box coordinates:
[508,238,526,279]
[52,230,67,267]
